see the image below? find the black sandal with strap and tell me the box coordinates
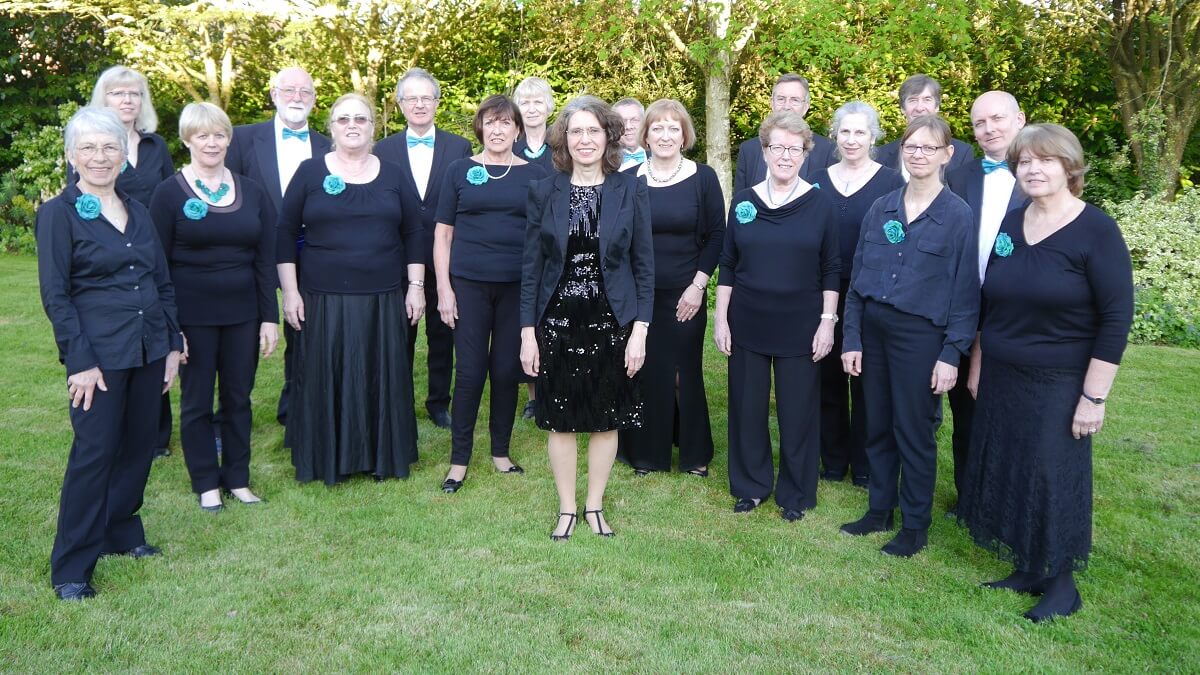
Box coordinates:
[550,512,577,541]
[584,509,615,537]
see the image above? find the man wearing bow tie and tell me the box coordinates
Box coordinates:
[944,89,1028,514]
[374,68,472,430]
[614,98,648,171]
[226,67,331,427]
[733,73,836,192]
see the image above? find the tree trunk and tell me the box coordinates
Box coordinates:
[706,59,734,210]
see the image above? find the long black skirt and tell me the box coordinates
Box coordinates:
[958,356,1092,576]
[286,290,418,485]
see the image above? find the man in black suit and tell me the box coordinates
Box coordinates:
[944,89,1028,513]
[226,66,331,426]
[374,67,472,429]
[733,73,834,191]
[876,74,975,178]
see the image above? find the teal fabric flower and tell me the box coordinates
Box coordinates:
[182,198,208,220]
[323,174,346,195]
[75,193,101,220]
[734,200,757,224]
[120,160,129,174]
[994,232,1014,257]
[883,219,905,244]
[812,182,820,189]
[466,166,488,186]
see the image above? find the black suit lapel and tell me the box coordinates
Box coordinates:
[255,123,283,202]
[967,162,985,228]
[598,173,626,257]
[427,130,451,205]
[551,173,571,256]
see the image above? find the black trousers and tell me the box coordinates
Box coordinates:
[618,286,713,472]
[448,277,521,464]
[727,346,820,512]
[277,321,298,424]
[51,357,163,585]
[819,279,868,478]
[860,300,944,531]
[406,273,453,414]
[946,351,975,503]
[156,391,171,449]
[179,321,259,493]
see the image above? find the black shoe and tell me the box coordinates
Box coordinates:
[851,474,870,489]
[153,447,170,458]
[125,544,162,559]
[199,493,223,513]
[733,497,760,513]
[550,512,577,541]
[441,476,466,493]
[781,508,805,522]
[1024,573,1082,623]
[522,399,538,420]
[428,409,452,429]
[584,509,615,537]
[840,510,894,535]
[685,467,709,477]
[54,582,96,601]
[496,463,524,474]
[982,571,1046,596]
[881,528,928,557]
[820,469,845,482]
[633,468,651,477]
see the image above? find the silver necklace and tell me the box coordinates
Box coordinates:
[483,153,514,180]
[767,178,800,207]
[646,155,684,183]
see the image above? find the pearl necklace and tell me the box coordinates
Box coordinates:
[483,152,514,180]
[646,155,684,183]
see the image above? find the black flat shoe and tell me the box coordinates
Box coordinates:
[199,495,223,513]
[496,464,524,474]
[584,509,615,537]
[441,477,466,493]
[733,497,760,513]
[819,469,845,482]
[550,512,577,541]
[781,508,805,522]
[126,544,161,559]
[881,528,928,558]
[522,399,538,420]
[685,467,709,477]
[1025,589,1083,623]
[428,409,452,429]
[54,582,96,601]
[851,474,870,489]
[839,510,894,536]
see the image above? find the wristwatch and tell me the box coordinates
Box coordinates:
[1081,392,1106,405]
[820,313,839,323]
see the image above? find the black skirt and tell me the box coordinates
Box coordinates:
[958,356,1092,576]
[286,290,418,484]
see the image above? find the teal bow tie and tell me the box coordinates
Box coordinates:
[982,158,1009,174]
[623,148,646,164]
[407,134,434,148]
[281,127,309,142]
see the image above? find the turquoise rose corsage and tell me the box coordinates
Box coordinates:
[323,175,346,196]
[75,193,101,220]
[883,219,905,244]
[466,166,488,186]
[994,232,1014,257]
[734,200,757,224]
[812,182,820,189]
[182,198,208,220]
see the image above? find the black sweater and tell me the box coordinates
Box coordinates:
[809,165,905,281]
[632,164,726,289]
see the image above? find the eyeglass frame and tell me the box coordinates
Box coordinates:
[766,144,806,158]
[901,143,947,156]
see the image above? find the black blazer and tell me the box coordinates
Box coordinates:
[876,137,975,177]
[945,157,1029,229]
[374,127,473,264]
[521,171,654,328]
[226,119,332,213]
[733,133,835,193]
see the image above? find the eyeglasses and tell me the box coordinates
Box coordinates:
[567,127,605,140]
[333,114,372,126]
[773,96,807,107]
[275,86,315,101]
[105,90,142,100]
[75,144,123,158]
[767,144,805,158]
[901,143,946,156]
[400,96,438,106]
[517,99,547,109]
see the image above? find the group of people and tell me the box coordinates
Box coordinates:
[37,64,1133,627]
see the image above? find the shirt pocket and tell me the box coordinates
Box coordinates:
[859,226,891,270]
[913,233,952,281]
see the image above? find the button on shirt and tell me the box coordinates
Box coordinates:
[407,127,436,200]
[978,161,1016,283]
[275,115,314,198]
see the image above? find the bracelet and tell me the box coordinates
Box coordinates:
[692,281,706,292]
[409,280,425,288]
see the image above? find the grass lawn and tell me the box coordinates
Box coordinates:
[0,253,1197,672]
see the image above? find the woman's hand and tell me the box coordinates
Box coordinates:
[180,333,189,365]
[625,323,648,377]
[520,327,540,378]
[1072,398,1105,439]
[438,286,458,329]
[283,291,305,331]
[675,285,704,322]
[967,342,983,400]
[713,317,732,356]
[67,367,107,411]
[259,322,279,358]
[811,319,835,362]
[406,283,426,326]
[930,360,958,395]
[164,350,182,393]
[842,351,862,376]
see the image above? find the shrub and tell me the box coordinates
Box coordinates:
[0,104,71,252]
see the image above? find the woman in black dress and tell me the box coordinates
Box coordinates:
[617,99,723,477]
[715,111,840,522]
[277,93,425,485]
[38,107,183,600]
[521,96,654,539]
[960,124,1133,622]
[839,115,978,557]
[811,102,904,487]
[434,95,547,492]
[149,102,278,511]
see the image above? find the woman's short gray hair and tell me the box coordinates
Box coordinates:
[90,65,158,133]
[829,101,885,159]
[64,106,128,160]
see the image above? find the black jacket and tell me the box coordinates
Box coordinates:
[945,157,1028,229]
[226,119,332,213]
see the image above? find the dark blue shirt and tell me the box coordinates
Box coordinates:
[67,132,175,207]
[37,184,184,374]
[843,186,979,365]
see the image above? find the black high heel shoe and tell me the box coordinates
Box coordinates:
[584,509,615,537]
[550,512,577,541]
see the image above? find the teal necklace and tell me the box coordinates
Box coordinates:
[194,177,230,203]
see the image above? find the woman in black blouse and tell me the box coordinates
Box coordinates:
[811,101,904,488]
[840,115,978,557]
[37,107,183,600]
[149,102,278,511]
[434,95,547,492]
[715,111,840,521]
[960,124,1133,622]
[618,99,724,477]
[277,93,425,485]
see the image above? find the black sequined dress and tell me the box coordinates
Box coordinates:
[536,185,643,433]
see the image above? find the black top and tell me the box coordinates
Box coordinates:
[513,135,555,173]
[435,159,548,283]
[36,184,183,374]
[809,165,905,280]
[276,157,422,295]
[67,132,174,207]
[842,186,979,365]
[718,187,841,357]
[981,203,1133,370]
[876,137,975,177]
[149,173,279,326]
[733,134,836,192]
[627,164,726,289]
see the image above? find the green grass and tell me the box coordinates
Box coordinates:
[0,254,1197,672]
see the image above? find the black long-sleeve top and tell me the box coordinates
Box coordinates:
[67,132,175,207]
[513,135,555,173]
[149,173,278,326]
[626,163,726,289]
[842,186,979,365]
[276,157,422,295]
[718,187,841,357]
[36,184,183,374]
[434,159,548,282]
[809,165,905,281]
[980,203,1133,370]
